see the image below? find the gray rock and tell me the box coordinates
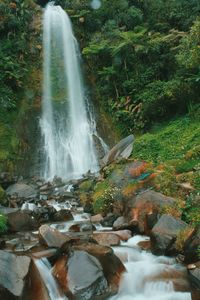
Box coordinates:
[6,183,37,198]
[39,224,71,248]
[151,214,188,255]
[113,216,128,230]
[53,250,108,300]
[0,251,30,299]
[100,213,119,227]
[102,135,134,166]
[188,262,200,290]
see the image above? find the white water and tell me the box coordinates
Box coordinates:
[35,258,67,300]
[109,236,191,300]
[40,3,106,180]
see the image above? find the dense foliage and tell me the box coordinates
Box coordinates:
[0,0,41,171]
[57,0,200,133]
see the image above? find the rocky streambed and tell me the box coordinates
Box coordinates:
[0,173,199,300]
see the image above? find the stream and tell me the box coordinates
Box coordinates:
[34,209,192,300]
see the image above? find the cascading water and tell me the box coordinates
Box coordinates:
[109,236,192,300]
[35,258,67,300]
[40,3,106,180]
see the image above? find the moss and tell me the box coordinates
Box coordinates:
[79,180,95,192]
[175,227,194,252]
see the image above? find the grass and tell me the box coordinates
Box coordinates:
[133,116,200,164]
[131,113,200,226]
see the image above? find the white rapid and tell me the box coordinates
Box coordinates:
[35,258,67,300]
[109,236,192,300]
[40,3,105,180]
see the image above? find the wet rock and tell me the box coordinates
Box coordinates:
[184,226,200,264]
[6,183,37,199]
[127,190,175,234]
[137,240,151,251]
[23,261,50,300]
[100,213,119,227]
[113,216,129,230]
[191,291,200,300]
[0,239,5,250]
[113,230,132,241]
[188,261,200,290]
[102,134,134,166]
[72,242,126,295]
[91,214,103,223]
[33,206,57,223]
[7,210,39,232]
[151,214,188,255]
[0,172,18,189]
[68,222,95,233]
[53,250,108,299]
[92,232,120,246]
[6,237,38,252]
[53,209,73,222]
[39,224,71,248]
[0,250,30,299]
[147,266,191,292]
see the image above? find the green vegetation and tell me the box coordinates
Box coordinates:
[57,0,200,134]
[0,0,42,172]
[0,0,199,226]
[132,115,200,167]
[0,214,7,234]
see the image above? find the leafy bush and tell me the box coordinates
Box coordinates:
[93,186,120,215]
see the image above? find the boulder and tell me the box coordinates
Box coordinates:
[72,242,126,294]
[53,250,108,300]
[113,230,132,241]
[92,232,120,246]
[137,240,151,251]
[150,214,188,255]
[52,209,73,222]
[146,266,191,292]
[192,291,200,300]
[6,183,37,198]
[102,134,134,166]
[184,226,200,263]
[126,190,176,234]
[188,261,200,290]
[39,225,71,248]
[7,211,39,232]
[91,214,103,223]
[100,213,119,227]
[113,216,129,230]
[0,251,30,299]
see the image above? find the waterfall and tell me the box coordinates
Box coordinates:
[40,3,105,180]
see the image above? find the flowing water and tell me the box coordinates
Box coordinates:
[37,209,192,300]
[40,3,106,180]
[35,258,67,300]
[109,236,192,300]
